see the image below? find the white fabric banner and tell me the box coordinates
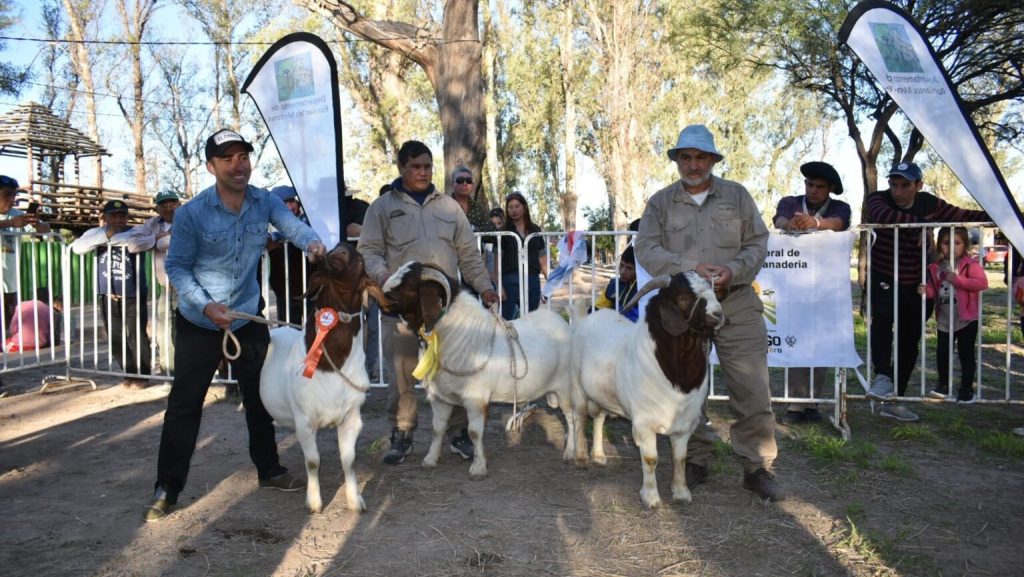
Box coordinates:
[637,231,862,368]
[243,33,344,246]
[841,1,1024,253]
[755,231,862,368]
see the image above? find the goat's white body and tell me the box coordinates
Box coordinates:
[422,295,575,477]
[260,326,368,513]
[571,308,708,508]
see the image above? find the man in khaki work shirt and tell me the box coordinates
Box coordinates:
[634,124,783,502]
[358,140,499,465]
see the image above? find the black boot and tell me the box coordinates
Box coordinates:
[383,429,413,464]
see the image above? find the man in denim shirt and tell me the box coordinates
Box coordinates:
[145,129,326,522]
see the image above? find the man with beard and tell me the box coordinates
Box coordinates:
[634,124,781,502]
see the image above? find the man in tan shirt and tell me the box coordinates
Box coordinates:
[634,124,782,502]
[358,140,499,465]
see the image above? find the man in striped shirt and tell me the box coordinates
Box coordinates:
[863,162,988,421]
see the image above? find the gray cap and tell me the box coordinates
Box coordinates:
[667,124,724,162]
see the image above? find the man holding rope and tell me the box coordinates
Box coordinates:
[144,129,326,522]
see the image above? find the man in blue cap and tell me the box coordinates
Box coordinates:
[863,161,988,421]
[635,124,782,502]
[71,199,152,389]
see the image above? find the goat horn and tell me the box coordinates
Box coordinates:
[420,267,452,308]
[622,275,672,312]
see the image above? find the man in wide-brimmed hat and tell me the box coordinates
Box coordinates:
[635,124,783,502]
[772,161,852,425]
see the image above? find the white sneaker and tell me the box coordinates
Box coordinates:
[866,374,895,401]
[926,388,950,400]
[878,403,919,422]
[1012,427,1024,438]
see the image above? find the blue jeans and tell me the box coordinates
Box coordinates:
[501,273,540,320]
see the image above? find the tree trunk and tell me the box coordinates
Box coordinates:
[482,1,502,207]
[300,0,485,194]
[62,0,103,188]
[558,0,577,230]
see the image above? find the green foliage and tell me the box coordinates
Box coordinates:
[878,454,915,476]
[0,0,28,96]
[974,431,1024,460]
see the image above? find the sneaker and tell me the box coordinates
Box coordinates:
[956,387,977,404]
[927,387,950,400]
[1012,427,1024,438]
[878,403,919,422]
[865,374,895,401]
[383,429,413,465]
[143,487,176,522]
[449,429,474,460]
[259,471,306,492]
[685,462,709,489]
[742,468,785,502]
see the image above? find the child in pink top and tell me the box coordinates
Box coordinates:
[918,227,988,402]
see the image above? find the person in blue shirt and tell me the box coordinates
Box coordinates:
[593,245,639,322]
[144,129,326,522]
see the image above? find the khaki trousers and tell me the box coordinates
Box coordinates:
[381,316,467,434]
[687,286,777,473]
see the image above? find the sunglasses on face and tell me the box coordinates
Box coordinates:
[454,177,473,185]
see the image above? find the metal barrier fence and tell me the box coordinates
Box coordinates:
[4,226,1021,439]
[0,232,68,384]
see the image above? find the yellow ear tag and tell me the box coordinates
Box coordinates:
[412,329,440,381]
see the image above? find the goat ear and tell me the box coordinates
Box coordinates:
[658,299,689,336]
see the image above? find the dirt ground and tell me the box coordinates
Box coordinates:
[1,362,1023,577]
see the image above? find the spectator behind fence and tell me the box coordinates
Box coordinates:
[0,175,50,326]
[1015,276,1024,338]
[4,287,58,352]
[919,227,988,403]
[127,190,180,374]
[489,207,504,230]
[266,186,310,325]
[144,128,326,523]
[358,140,499,465]
[773,161,851,425]
[71,199,152,390]
[863,162,989,422]
[593,245,639,322]
[634,123,782,502]
[499,192,548,320]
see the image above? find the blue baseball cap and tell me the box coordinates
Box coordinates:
[271,185,298,202]
[888,161,923,182]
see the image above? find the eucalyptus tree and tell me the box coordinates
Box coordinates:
[0,0,27,96]
[112,0,161,194]
[299,0,486,196]
[61,0,104,186]
[693,0,1024,196]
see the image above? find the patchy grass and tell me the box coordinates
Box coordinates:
[878,454,915,476]
[974,431,1024,459]
[796,427,876,468]
[889,424,937,442]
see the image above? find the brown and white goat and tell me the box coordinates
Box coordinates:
[260,242,387,513]
[570,271,724,508]
[383,261,575,478]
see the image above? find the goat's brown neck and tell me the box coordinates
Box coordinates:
[646,304,710,393]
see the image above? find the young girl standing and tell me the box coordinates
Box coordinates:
[919,227,988,402]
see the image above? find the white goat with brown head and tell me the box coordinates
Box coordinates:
[260,242,387,513]
[570,271,725,508]
[383,261,575,478]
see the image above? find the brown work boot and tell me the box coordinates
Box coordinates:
[742,468,786,502]
[685,462,709,489]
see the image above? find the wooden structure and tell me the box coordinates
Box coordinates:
[0,103,153,232]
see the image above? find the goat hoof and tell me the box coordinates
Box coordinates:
[592,455,608,467]
[671,487,693,504]
[573,457,590,469]
[349,496,367,513]
[307,502,323,515]
[422,456,438,468]
[469,464,488,479]
[641,492,662,509]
